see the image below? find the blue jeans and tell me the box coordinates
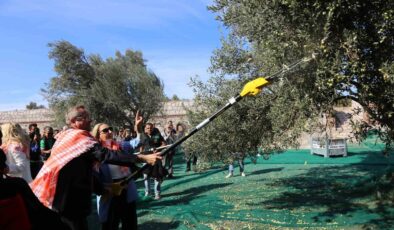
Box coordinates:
[143,174,161,195]
[229,159,244,174]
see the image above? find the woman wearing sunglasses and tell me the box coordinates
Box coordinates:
[91,114,145,230]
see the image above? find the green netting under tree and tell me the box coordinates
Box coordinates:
[88,139,394,229]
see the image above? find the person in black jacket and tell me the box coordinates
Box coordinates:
[29,126,42,179]
[30,105,161,230]
[0,148,69,230]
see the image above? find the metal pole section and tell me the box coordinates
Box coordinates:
[160,94,242,157]
[123,94,243,183]
[117,54,316,184]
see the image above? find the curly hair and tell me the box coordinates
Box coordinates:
[1,123,30,151]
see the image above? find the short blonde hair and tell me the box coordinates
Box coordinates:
[91,123,106,140]
[1,122,30,149]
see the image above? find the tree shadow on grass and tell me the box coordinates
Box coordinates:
[247,152,394,229]
[135,165,223,190]
[137,182,232,229]
[249,167,284,176]
[345,148,387,158]
[161,168,224,191]
[139,219,181,230]
[139,182,232,210]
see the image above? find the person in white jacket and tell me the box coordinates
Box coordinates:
[1,122,32,182]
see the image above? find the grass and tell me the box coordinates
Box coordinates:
[89,141,394,229]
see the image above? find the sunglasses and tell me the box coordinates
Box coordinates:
[100,127,113,134]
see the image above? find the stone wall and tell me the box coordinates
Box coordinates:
[0,108,55,131]
[149,100,194,132]
[0,100,370,149]
[0,100,195,132]
[298,100,367,148]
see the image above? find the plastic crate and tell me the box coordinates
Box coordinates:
[310,137,347,157]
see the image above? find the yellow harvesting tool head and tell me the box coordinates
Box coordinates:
[240,77,270,97]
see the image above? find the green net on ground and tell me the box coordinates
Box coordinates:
[89,139,394,229]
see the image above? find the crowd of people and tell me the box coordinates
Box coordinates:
[0,105,198,230]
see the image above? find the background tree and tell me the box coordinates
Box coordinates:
[185,0,394,161]
[185,64,315,163]
[42,40,165,127]
[89,50,165,126]
[171,94,180,101]
[26,102,46,110]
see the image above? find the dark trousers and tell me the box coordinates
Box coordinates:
[30,161,43,179]
[186,156,197,171]
[163,151,174,175]
[61,216,88,230]
[229,159,245,173]
[102,189,137,230]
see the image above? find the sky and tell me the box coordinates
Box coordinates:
[0,0,224,111]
